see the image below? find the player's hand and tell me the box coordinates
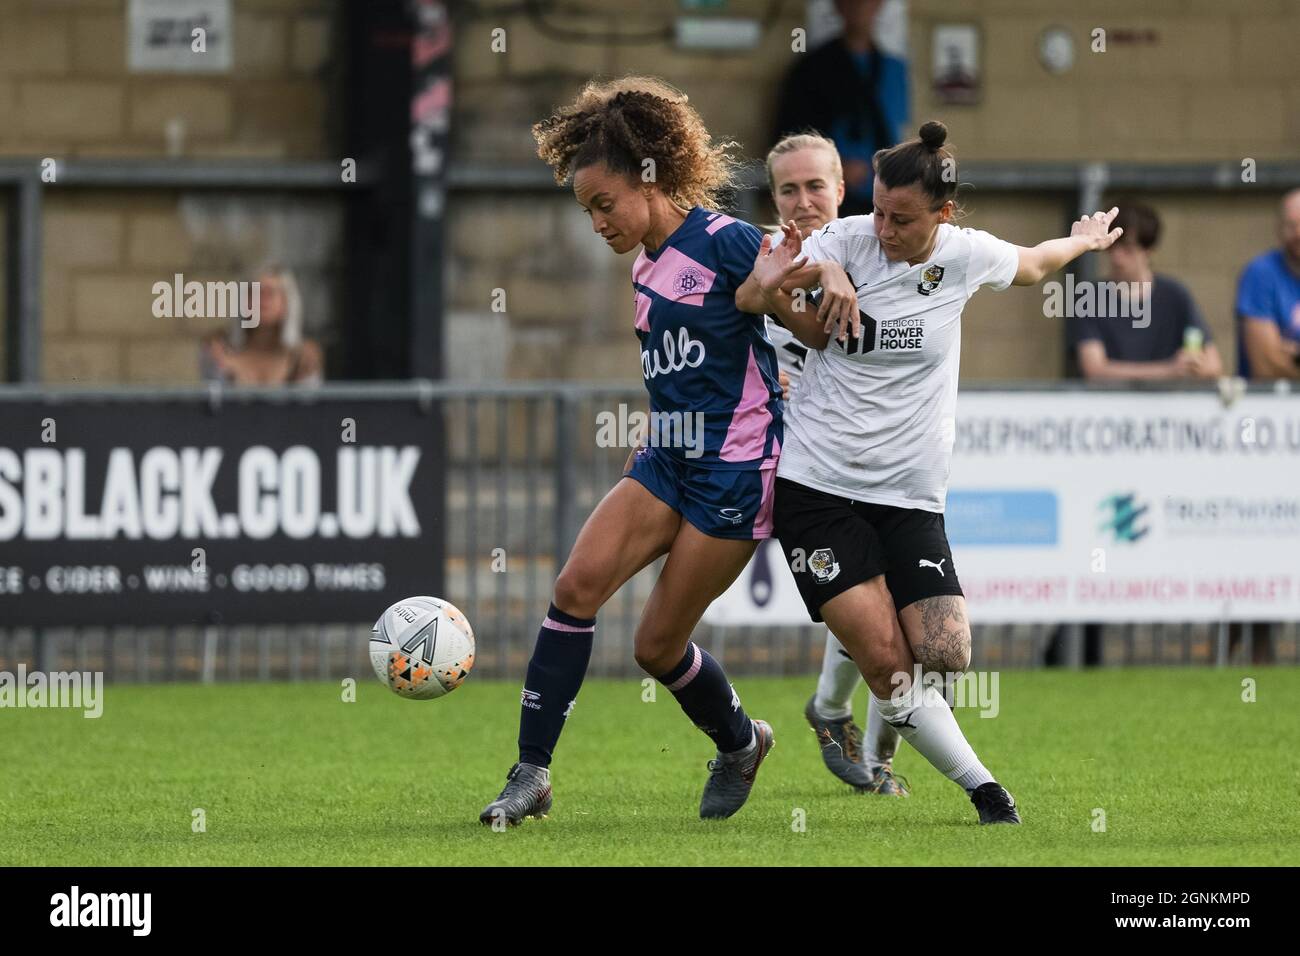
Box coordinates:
[1071,206,1124,252]
[777,219,802,257]
[752,224,809,295]
[773,220,827,298]
[780,264,822,293]
[778,369,790,401]
[817,260,859,342]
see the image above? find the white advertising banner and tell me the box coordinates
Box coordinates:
[704,391,1300,625]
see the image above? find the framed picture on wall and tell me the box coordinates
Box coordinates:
[932,23,980,104]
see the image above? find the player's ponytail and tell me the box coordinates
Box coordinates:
[873,120,960,213]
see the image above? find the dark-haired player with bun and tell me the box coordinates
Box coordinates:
[481,77,784,826]
[763,131,909,798]
[739,120,1124,824]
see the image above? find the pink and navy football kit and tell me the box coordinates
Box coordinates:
[625,207,783,539]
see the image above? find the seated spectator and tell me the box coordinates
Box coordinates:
[200,264,323,385]
[1235,188,1300,380]
[771,0,908,217]
[1226,191,1297,665]
[1071,203,1222,381]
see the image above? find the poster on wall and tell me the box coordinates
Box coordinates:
[931,23,980,104]
[128,0,232,73]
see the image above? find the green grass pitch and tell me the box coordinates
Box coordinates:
[2,668,1297,866]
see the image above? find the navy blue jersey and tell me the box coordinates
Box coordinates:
[631,207,783,469]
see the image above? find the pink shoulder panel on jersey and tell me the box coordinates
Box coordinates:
[631,246,716,307]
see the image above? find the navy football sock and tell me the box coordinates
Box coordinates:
[658,642,754,753]
[517,603,595,768]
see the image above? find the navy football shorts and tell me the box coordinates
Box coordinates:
[625,445,777,540]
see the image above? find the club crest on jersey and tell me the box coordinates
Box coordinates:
[673,266,707,297]
[917,264,945,296]
[808,548,840,583]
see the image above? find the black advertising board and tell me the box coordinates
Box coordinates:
[0,388,444,626]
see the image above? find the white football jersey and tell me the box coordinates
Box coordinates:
[779,215,1019,512]
[765,316,810,390]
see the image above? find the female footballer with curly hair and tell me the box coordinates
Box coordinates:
[481,77,784,826]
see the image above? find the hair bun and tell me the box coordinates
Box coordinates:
[919,121,947,151]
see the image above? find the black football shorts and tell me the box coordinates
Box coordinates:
[773,476,964,622]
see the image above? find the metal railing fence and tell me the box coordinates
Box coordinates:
[0,380,1296,682]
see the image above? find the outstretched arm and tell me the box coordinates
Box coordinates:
[1012,207,1125,286]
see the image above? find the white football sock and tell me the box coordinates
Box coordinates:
[872,682,994,792]
[864,693,901,769]
[813,629,862,721]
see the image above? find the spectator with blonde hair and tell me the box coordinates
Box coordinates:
[200,264,323,385]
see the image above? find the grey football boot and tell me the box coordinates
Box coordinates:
[479,762,552,827]
[700,719,775,819]
[803,695,877,790]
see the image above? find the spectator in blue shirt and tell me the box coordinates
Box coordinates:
[1225,190,1297,665]
[1236,188,1300,380]
[772,0,909,217]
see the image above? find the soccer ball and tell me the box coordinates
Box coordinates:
[370,596,476,700]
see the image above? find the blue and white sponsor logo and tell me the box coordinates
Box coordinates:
[946,491,1059,547]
